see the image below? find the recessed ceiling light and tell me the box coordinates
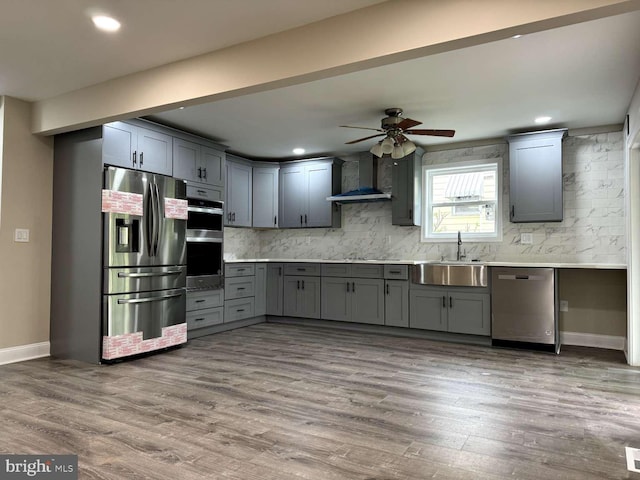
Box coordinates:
[535,116,552,124]
[292,148,305,155]
[92,15,121,32]
[512,34,522,39]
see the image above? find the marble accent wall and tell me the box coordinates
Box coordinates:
[225,131,625,265]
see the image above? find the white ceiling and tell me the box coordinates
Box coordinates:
[2,2,640,160]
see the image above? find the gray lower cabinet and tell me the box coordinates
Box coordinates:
[254,263,267,316]
[224,262,258,322]
[283,275,321,319]
[410,286,490,335]
[186,289,224,335]
[266,263,284,316]
[103,121,173,176]
[225,297,255,322]
[320,277,384,325]
[384,280,409,328]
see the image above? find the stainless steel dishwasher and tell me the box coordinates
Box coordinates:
[491,267,559,353]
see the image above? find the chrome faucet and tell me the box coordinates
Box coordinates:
[456,231,466,261]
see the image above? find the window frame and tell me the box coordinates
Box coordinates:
[421,158,503,243]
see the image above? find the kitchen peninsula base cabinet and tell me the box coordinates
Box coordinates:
[410,285,490,336]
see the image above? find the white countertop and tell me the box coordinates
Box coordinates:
[224,258,626,269]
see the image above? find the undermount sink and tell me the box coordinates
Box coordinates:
[411,262,488,287]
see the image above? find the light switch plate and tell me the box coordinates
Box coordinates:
[521,233,533,245]
[625,447,640,472]
[560,300,569,312]
[14,228,30,243]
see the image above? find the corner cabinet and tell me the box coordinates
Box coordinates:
[252,163,279,228]
[225,155,253,227]
[391,147,424,226]
[173,138,225,187]
[103,121,173,176]
[279,158,342,228]
[507,129,567,223]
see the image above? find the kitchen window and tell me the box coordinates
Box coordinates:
[421,159,502,242]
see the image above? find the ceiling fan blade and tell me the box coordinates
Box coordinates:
[340,125,385,132]
[345,133,386,144]
[405,129,456,137]
[397,118,422,130]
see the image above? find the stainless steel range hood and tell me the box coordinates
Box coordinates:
[326,154,391,204]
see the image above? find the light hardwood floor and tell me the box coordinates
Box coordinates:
[1,323,639,479]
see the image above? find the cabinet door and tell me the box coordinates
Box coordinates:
[103,122,136,169]
[391,153,421,226]
[305,162,332,227]
[351,278,384,325]
[266,264,284,316]
[447,292,490,336]
[253,166,279,228]
[299,276,321,319]
[279,165,305,228]
[201,146,224,186]
[509,134,563,222]
[409,289,447,331]
[385,280,409,328]
[283,276,301,317]
[136,127,173,176]
[254,263,267,316]
[173,138,200,182]
[226,161,253,227]
[321,277,351,321]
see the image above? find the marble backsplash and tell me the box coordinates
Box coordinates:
[225,131,625,265]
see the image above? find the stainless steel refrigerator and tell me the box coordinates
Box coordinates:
[51,127,189,363]
[101,167,187,361]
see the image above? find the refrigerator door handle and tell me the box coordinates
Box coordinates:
[146,183,155,256]
[117,270,183,278]
[153,182,162,257]
[117,292,183,304]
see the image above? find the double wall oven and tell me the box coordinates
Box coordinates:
[186,197,224,291]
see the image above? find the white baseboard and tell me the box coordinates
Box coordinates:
[560,331,626,351]
[0,342,50,366]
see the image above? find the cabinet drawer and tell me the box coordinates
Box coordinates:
[284,263,321,276]
[187,307,224,330]
[351,264,383,278]
[224,277,255,299]
[321,264,351,277]
[225,297,255,322]
[186,289,224,311]
[186,185,224,201]
[225,263,255,277]
[384,264,409,280]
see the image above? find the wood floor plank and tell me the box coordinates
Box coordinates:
[0,323,637,479]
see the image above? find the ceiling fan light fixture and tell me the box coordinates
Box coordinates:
[402,140,417,155]
[370,142,384,157]
[381,136,395,154]
[391,143,405,159]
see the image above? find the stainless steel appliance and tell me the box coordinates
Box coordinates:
[491,267,559,353]
[101,167,187,360]
[185,197,224,291]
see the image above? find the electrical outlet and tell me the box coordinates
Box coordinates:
[521,233,533,245]
[14,228,30,243]
[625,447,640,472]
[560,300,569,312]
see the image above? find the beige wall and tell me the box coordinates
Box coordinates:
[558,269,627,336]
[0,96,53,349]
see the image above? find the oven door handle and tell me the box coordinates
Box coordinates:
[186,237,223,243]
[117,270,183,278]
[187,206,224,215]
[117,292,183,304]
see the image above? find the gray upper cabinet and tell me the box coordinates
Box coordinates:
[392,148,423,226]
[173,138,224,187]
[253,164,279,228]
[103,121,172,176]
[507,129,567,223]
[225,156,253,227]
[279,158,342,228]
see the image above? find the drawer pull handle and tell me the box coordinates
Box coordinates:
[195,299,206,303]
[389,270,401,274]
[237,309,245,312]
[297,268,305,271]
[194,317,205,322]
[237,287,245,290]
